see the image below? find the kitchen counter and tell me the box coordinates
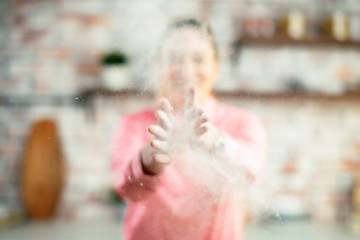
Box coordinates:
[0,220,359,240]
[246,221,359,240]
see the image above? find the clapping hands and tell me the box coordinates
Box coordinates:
[141,88,217,175]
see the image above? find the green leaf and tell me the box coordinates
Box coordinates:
[101,51,128,65]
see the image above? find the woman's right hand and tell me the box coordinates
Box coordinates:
[141,98,176,175]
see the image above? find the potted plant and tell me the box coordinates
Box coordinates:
[100,51,130,90]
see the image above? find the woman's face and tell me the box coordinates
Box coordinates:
[158,27,219,110]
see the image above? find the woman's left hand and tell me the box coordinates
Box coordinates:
[184,88,221,152]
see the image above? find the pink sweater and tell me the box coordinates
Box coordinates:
[112,98,267,240]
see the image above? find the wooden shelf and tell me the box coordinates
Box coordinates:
[0,94,81,107]
[79,88,153,99]
[78,88,360,102]
[216,90,360,102]
[237,36,360,48]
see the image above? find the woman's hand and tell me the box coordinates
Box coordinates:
[141,87,222,175]
[141,98,176,175]
[185,88,221,152]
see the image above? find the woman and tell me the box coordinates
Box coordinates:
[112,17,267,240]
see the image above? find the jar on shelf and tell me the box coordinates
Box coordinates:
[282,4,307,40]
[242,3,261,38]
[258,4,276,39]
[242,3,276,39]
[324,3,350,41]
[332,11,350,41]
